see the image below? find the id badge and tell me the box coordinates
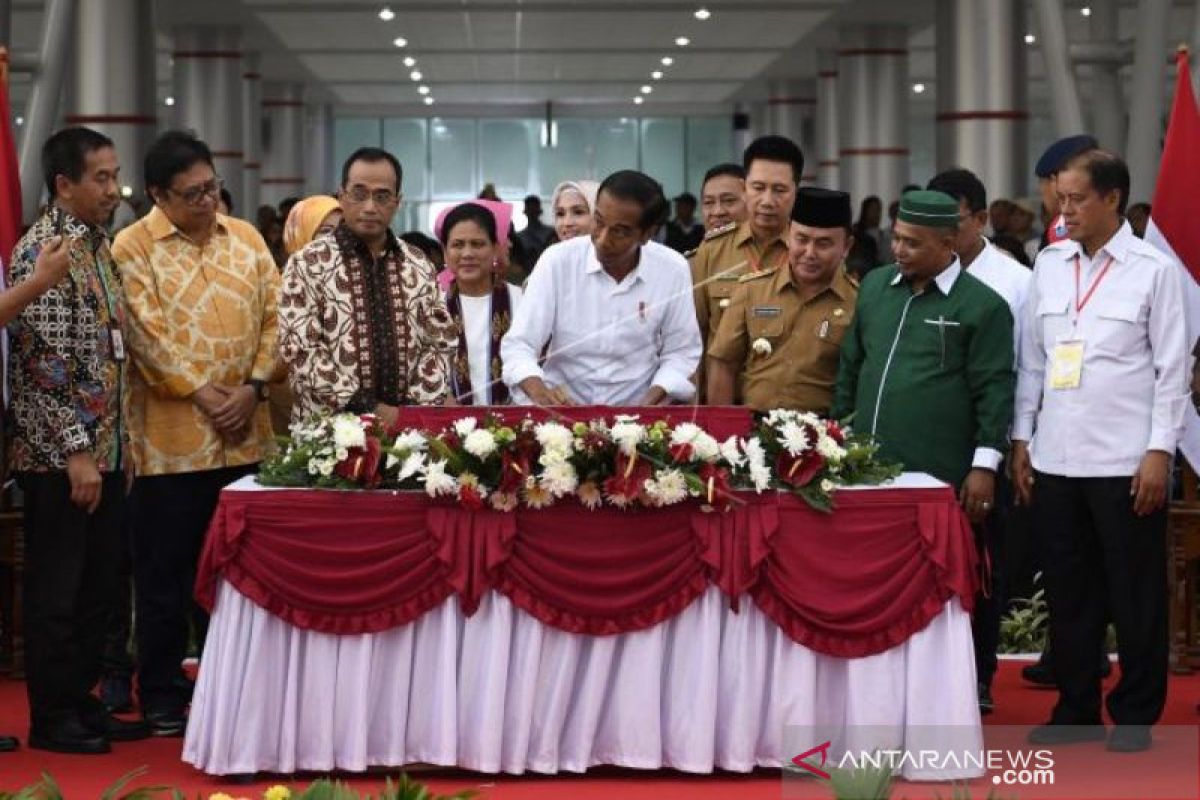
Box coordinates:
[1049,339,1084,390]
[109,326,126,362]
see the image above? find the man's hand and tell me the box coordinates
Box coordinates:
[638,385,669,406]
[66,451,102,514]
[1010,440,1034,507]
[32,236,72,290]
[519,377,574,406]
[211,384,257,434]
[959,468,996,525]
[1131,450,1171,516]
[375,403,400,430]
[192,384,230,418]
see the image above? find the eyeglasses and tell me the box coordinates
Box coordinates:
[342,186,398,206]
[168,177,223,206]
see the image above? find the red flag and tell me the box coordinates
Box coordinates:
[0,48,21,275]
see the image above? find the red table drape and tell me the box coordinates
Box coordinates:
[196,483,978,658]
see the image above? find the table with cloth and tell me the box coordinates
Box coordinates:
[182,407,984,779]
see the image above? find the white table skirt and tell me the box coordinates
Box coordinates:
[183,581,982,779]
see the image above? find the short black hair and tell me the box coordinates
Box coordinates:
[1064,149,1131,214]
[144,131,214,194]
[438,202,498,246]
[42,127,114,198]
[927,168,988,214]
[597,170,669,231]
[399,230,443,261]
[341,147,403,191]
[219,187,234,214]
[742,135,805,183]
[702,163,746,189]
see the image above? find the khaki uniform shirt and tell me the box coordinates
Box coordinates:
[708,264,858,415]
[689,221,790,400]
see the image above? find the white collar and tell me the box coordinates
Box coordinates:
[890,256,962,295]
[1059,220,1135,265]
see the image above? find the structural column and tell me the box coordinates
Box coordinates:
[815,50,840,190]
[934,0,1027,201]
[242,52,262,217]
[1124,0,1171,203]
[765,78,815,172]
[838,26,909,205]
[1034,0,1085,137]
[305,102,334,197]
[261,82,305,207]
[173,27,244,212]
[18,0,75,222]
[1087,0,1125,151]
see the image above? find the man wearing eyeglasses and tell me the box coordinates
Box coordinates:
[111,131,280,737]
[278,147,457,429]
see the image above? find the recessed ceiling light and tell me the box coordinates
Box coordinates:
[164,96,175,106]
[694,7,711,20]
[634,97,644,105]
[424,97,435,105]
[912,82,925,94]
[14,116,23,126]
[410,70,422,81]
[1024,33,1036,44]
[641,85,653,94]
[661,56,674,66]
[418,85,430,95]
[675,36,690,47]
[393,36,407,48]
[652,70,663,80]
[403,56,416,67]
[120,185,133,198]
[379,7,395,21]
[1080,6,1091,16]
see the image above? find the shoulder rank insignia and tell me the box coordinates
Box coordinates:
[738,266,777,283]
[702,221,738,241]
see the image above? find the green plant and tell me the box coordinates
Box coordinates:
[999,576,1048,654]
[826,762,895,800]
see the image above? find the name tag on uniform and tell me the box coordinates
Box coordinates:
[1049,339,1084,390]
[752,306,781,318]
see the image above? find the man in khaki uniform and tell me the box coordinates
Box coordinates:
[707,187,857,415]
[689,136,804,400]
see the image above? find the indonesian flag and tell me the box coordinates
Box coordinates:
[1145,48,1200,468]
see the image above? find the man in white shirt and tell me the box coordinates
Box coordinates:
[927,168,1032,716]
[502,170,702,406]
[1012,151,1189,752]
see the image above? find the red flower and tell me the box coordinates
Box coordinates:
[825,419,845,444]
[498,450,530,494]
[334,436,383,487]
[776,450,825,488]
[458,483,484,511]
[604,452,653,504]
[698,463,734,510]
[669,442,694,463]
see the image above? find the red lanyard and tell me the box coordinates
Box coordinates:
[1073,254,1114,314]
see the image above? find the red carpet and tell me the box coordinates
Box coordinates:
[0,660,1196,799]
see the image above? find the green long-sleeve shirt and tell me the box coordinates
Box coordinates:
[832,261,1015,487]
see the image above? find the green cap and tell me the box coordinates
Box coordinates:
[897,190,959,228]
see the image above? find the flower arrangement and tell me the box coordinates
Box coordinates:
[259,411,901,513]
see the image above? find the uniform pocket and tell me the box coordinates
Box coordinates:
[1093,300,1146,356]
[1036,293,1071,344]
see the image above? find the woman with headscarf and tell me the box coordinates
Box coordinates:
[283,195,342,257]
[435,200,524,405]
[550,179,599,242]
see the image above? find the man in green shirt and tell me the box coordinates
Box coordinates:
[832,190,1015,524]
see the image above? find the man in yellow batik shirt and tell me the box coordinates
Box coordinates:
[112,131,279,737]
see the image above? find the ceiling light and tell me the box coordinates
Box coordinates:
[403,56,416,68]
[1080,6,1091,16]
[694,7,711,20]
[418,85,430,95]
[393,36,407,48]
[14,116,23,126]
[379,6,395,21]
[634,97,644,105]
[652,70,663,80]
[912,82,925,94]
[164,96,175,106]
[641,85,653,94]
[675,36,690,47]
[424,97,435,106]
[410,70,422,81]
[120,185,133,198]
[1024,33,1036,44]
[661,56,674,66]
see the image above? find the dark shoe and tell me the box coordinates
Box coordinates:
[1027,722,1106,745]
[100,674,134,714]
[143,708,186,738]
[82,712,150,742]
[28,718,110,754]
[978,682,995,715]
[0,735,17,752]
[1022,661,1056,687]
[1107,725,1152,753]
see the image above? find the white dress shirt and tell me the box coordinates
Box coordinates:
[967,237,1031,357]
[1014,221,1190,477]
[501,235,702,405]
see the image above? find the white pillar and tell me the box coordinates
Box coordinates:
[838,26,909,205]
[1124,0,1171,203]
[765,78,814,163]
[68,0,156,204]
[261,82,305,207]
[173,27,244,211]
[241,52,262,218]
[305,102,334,197]
[1088,0,1125,152]
[1034,0,1086,136]
[18,0,75,222]
[816,50,840,190]
[935,0,1027,201]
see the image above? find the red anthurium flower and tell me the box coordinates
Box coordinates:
[335,437,383,487]
[698,463,734,510]
[498,450,530,494]
[825,419,845,444]
[604,452,653,504]
[776,450,825,488]
[458,483,484,511]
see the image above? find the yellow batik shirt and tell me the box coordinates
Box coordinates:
[111,208,280,476]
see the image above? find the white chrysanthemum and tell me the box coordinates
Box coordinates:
[423,459,457,496]
[609,420,646,455]
[462,428,498,459]
[452,417,478,437]
[318,459,335,477]
[670,422,722,462]
[393,430,427,452]
[744,437,771,492]
[335,447,349,462]
[398,452,426,482]
[820,479,835,493]
[535,421,574,454]
[331,415,366,451]
[779,421,811,456]
[816,435,846,461]
[540,460,578,497]
[719,436,746,469]
[385,452,399,469]
[645,469,689,506]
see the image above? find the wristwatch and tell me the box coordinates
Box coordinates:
[246,379,268,402]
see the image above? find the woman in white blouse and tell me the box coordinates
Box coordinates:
[550,179,599,242]
[436,201,524,405]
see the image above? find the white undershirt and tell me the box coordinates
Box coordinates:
[458,284,523,405]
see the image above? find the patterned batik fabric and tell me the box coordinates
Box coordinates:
[445,282,512,405]
[111,207,280,476]
[7,206,127,472]
[278,223,457,425]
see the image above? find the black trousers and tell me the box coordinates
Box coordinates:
[972,488,1007,689]
[131,464,255,713]
[1034,471,1168,726]
[101,515,135,677]
[18,471,124,727]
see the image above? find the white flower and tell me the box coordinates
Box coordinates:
[816,434,846,461]
[398,452,426,482]
[752,337,772,356]
[318,459,334,477]
[393,430,427,452]
[331,415,366,451]
[669,422,722,463]
[385,452,399,469]
[779,421,811,456]
[452,417,478,437]
[335,447,349,462]
[490,492,519,512]
[820,479,835,493]
[535,421,574,454]
[540,460,578,497]
[462,428,498,459]
[423,459,457,497]
[744,437,772,492]
[578,482,603,510]
[645,469,689,506]
[719,436,746,469]
[609,420,646,456]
